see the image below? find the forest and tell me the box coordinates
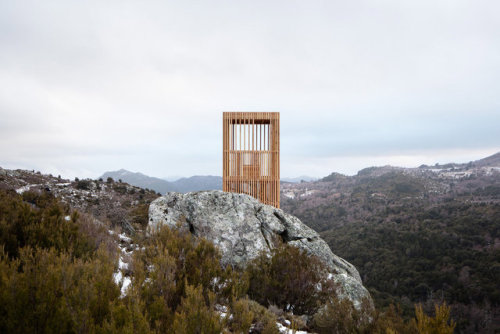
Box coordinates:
[282,168,500,333]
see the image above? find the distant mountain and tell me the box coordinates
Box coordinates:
[101,169,325,193]
[99,170,222,194]
[169,175,222,193]
[281,176,318,183]
[100,169,175,193]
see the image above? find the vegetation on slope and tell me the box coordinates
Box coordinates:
[282,168,500,333]
[0,189,455,333]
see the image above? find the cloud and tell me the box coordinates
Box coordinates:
[1,0,499,178]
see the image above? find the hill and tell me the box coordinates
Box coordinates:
[100,169,223,194]
[100,169,176,193]
[1,167,161,234]
[101,170,322,194]
[281,152,500,332]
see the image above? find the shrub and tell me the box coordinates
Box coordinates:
[230,299,279,334]
[129,203,150,229]
[113,184,127,194]
[76,179,92,190]
[230,298,254,333]
[413,303,455,334]
[312,296,372,333]
[171,284,222,334]
[246,243,336,315]
[131,225,246,330]
[0,190,95,259]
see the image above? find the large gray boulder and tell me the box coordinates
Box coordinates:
[148,190,370,307]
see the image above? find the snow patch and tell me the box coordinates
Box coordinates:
[121,277,131,295]
[118,233,132,243]
[16,185,31,194]
[276,322,309,334]
[118,257,128,270]
[113,271,123,285]
[299,189,317,198]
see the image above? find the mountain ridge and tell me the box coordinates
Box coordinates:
[99,170,223,194]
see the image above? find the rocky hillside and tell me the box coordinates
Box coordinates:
[0,167,160,234]
[281,152,500,332]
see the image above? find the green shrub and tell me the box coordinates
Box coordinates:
[413,302,455,334]
[312,296,372,333]
[76,179,92,190]
[246,243,336,315]
[131,225,247,330]
[240,299,279,334]
[171,284,222,334]
[0,190,95,259]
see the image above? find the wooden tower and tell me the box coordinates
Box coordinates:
[223,112,280,208]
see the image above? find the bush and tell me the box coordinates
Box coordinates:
[130,203,150,229]
[113,184,127,194]
[76,179,92,190]
[230,299,279,334]
[246,243,337,315]
[130,225,247,330]
[0,190,95,259]
[0,190,136,333]
[312,296,372,333]
[413,303,455,334]
[171,284,222,334]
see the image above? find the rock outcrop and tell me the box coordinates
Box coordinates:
[148,190,370,307]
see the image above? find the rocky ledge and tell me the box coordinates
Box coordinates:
[148,190,371,307]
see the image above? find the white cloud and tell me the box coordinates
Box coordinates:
[1,0,499,179]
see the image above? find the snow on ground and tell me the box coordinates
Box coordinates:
[110,229,134,297]
[113,271,123,285]
[276,322,309,334]
[121,277,131,294]
[215,304,231,320]
[16,185,31,194]
[118,257,128,270]
[299,189,317,198]
[118,233,132,243]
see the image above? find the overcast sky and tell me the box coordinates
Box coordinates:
[1,0,499,179]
